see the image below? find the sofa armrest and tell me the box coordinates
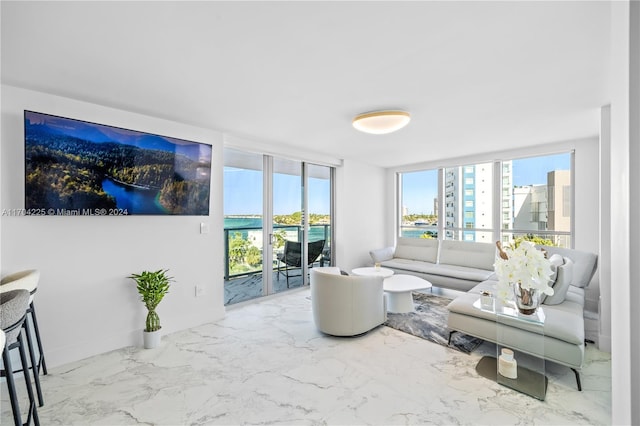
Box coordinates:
[370,246,395,263]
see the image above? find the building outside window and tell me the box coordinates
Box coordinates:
[398,152,573,248]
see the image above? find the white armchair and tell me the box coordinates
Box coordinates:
[310,267,386,336]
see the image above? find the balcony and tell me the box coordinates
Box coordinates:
[224,224,331,305]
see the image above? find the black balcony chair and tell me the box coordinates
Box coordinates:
[277,239,326,288]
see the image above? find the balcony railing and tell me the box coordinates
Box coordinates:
[224,224,331,281]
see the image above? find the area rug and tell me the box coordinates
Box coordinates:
[384,292,483,354]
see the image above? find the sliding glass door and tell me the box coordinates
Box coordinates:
[223,147,334,305]
[223,149,264,305]
[307,164,332,267]
[272,158,303,293]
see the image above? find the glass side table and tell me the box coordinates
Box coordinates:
[474,297,548,400]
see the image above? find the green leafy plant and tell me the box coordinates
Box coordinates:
[128,269,174,332]
[515,233,556,247]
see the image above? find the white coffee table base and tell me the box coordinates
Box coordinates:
[384,275,432,314]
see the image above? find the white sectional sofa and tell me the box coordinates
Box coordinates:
[369,238,497,292]
[370,239,598,390]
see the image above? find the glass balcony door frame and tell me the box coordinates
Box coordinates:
[262,156,334,296]
[262,154,274,297]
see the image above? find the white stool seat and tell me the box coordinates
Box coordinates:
[1,269,40,297]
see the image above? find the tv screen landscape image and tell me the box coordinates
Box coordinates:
[24,110,212,216]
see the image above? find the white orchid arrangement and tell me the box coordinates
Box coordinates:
[494,240,554,303]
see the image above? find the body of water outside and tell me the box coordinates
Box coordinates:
[400,225,438,239]
[225,217,435,240]
[225,217,330,242]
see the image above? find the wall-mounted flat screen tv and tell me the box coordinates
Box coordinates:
[24,110,212,216]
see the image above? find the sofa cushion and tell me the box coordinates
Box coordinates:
[543,257,574,305]
[394,245,436,263]
[381,258,437,271]
[394,238,438,263]
[564,285,585,306]
[426,264,496,282]
[381,259,494,283]
[439,240,495,270]
[447,293,584,344]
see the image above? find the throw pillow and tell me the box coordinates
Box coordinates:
[370,246,394,263]
[543,257,574,305]
[540,253,564,303]
[548,253,564,282]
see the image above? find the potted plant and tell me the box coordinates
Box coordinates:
[128,269,174,349]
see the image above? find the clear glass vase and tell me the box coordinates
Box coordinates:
[513,282,539,315]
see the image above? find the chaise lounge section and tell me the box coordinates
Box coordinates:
[447,245,597,389]
[370,239,598,390]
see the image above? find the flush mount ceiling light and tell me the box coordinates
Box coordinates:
[352,110,411,134]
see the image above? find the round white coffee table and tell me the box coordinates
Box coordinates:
[351,267,394,278]
[383,274,432,313]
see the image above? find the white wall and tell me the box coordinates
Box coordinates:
[572,137,600,313]
[335,159,387,271]
[599,105,612,353]
[1,85,225,367]
[629,3,640,424]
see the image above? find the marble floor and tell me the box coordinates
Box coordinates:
[2,288,611,425]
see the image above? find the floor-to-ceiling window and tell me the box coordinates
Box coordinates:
[307,164,333,265]
[272,157,303,293]
[397,152,573,247]
[398,169,438,239]
[444,162,494,243]
[223,149,265,305]
[502,153,573,247]
[224,147,334,305]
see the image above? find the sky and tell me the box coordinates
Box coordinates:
[401,153,571,216]
[224,168,330,215]
[511,153,571,186]
[225,153,570,217]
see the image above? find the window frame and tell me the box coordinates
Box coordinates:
[396,151,574,247]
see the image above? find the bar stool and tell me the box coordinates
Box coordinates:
[1,289,40,426]
[0,270,46,406]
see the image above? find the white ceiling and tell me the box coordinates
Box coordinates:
[1,1,611,168]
